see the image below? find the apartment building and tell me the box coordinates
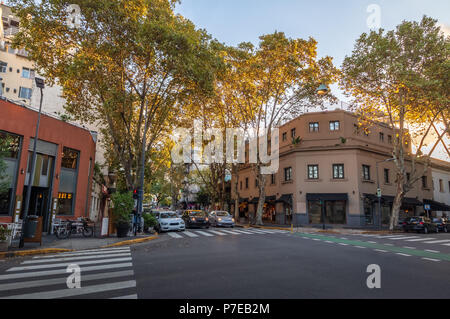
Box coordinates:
[426,158,450,217]
[233,109,435,228]
[0,4,110,222]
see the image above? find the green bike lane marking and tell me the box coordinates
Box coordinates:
[292,232,450,262]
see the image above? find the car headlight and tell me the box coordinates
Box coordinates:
[232,218,235,222]
[218,218,222,222]
[206,217,209,221]
[191,217,196,221]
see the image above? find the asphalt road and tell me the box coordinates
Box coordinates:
[0,228,449,299]
[133,229,450,299]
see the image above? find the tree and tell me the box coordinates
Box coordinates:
[11,0,222,191]
[226,32,340,225]
[341,16,450,230]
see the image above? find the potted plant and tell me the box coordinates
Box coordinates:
[143,213,158,233]
[0,224,11,252]
[111,191,135,238]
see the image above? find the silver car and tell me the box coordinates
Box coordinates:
[209,211,235,227]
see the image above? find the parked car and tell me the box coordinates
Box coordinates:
[182,210,210,229]
[432,218,448,233]
[209,211,235,227]
[402,217,438,234]
[152,211,185,233]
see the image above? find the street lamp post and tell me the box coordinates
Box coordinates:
[137,105,149,236]
[375,158,395,230]
[19,77,45,248]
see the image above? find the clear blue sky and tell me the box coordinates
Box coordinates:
[175,0,450,102]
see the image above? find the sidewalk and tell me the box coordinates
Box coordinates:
[1,233,158,258]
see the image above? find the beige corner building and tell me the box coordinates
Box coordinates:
[233,109,438,228]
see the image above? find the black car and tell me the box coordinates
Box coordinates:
[182,210,210,229]
[432,218,448,233]
[402,217,438,234]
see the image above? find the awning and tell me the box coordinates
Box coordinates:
[306,193,348,201]
[239,198,249,203]
[275,194,293,204]
[265,195,276,202]
[249,197,260,204]
[364,194,423,206]
[423,199,450,211]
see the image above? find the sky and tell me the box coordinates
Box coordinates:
[175,0,450,161]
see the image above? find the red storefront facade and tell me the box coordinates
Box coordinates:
[0,99,96,232]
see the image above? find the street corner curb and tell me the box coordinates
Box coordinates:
[0,248,72,259]
[235,224,250,228]
[101,235,159,248]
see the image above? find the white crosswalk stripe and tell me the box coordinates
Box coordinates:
[194,230,214,237]
[167,232,183,238]
[389,236,419,240]
[0,247,137,299]
[183,231,199,237]
[422,239,450,244]
[405,237,436,242]
[162,227,292,239]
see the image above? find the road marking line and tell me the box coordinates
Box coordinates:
[23,253,131,264]
[325,241,334,244]
[167,232,183,239]
[443,243,450,247]
[367,241,377,244]
[204,230,226,236]
[111,294,138,299]
[374,249,388,253]
[384,243,394,246]
[339,243,349,246]
[389,236,419,240]
[7,257,132,272]
[33,248,131,259]
[0,263,133,281]
[232,229,255,234]
[340,237,348,240]
[396,253,411,257]
[312,239,320,241]
[403,247,416,250]
[354,246,366,249]
[0,270,135,292]
[423,239,450,244]
[405,238,435,242]
[194,231,214,237]
[425,249,440,253]
[422,258,440,262]
[377,235,406,239]
[182,231,199,238]
[220,230,242,235]
[2,280,137,299]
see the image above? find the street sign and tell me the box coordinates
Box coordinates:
[377,188,382,198]
[424,204,431,211]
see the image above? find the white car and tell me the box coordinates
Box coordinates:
[153,211,185,233]
[209,211,235,227]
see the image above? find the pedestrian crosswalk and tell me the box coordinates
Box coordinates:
[0,246,137,299]
[165,228,289,239]
[355,234,450,248]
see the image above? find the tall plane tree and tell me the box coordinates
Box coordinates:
[341,16,449,230]
[11,0,222,190]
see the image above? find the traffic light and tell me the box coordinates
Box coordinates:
[133,188,139,199]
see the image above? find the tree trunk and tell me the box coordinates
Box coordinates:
[390,175,405,231]
[232,165,240,222]
[255,174,266,225]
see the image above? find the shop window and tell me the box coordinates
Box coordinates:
[0,61,7,73]
[0,131,21,215]
[58,147,79,215]
[58,192,74,216]
[307,165,318,180]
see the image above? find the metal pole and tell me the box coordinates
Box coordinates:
[376,161,381,230]
[137,108,148,236]
[19,87,43,248]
